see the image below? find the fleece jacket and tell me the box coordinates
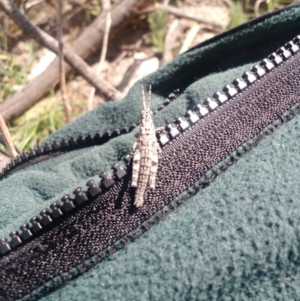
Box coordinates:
[1,2,300,300]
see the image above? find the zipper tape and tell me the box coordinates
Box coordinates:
[0,36,299,301]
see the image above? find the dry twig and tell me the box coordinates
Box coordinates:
[0,151,11,170]
[0,0,120,99]
[87,0,112,111]
[0,0,144,123]
[0,115,18,159]
[254,0,264,17]
[179,23,202,54]
[57,0,72,122]
[162,19,180,65]
[156,3,222,27]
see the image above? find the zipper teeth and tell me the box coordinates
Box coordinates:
[0,89,181,180]
[0,35,299,258]
[156,36,300,147]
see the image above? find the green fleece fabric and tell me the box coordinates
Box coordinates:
[0,3,300,301]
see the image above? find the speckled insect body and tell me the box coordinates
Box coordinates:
[131,85,161,207]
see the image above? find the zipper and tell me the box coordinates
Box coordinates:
[0,35,299,301]
[0,89,180,180]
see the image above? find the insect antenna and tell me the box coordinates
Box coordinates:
[141,84,146,110]
[147,85,152,109]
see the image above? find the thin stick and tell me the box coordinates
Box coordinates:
[0,115,17,159]
[0,0,121,100]
[0,0,143,123]
[57,0,72,122]
[0,151,11,170]
[254,0,264,17]
[87,0,112,110]
[178,23,202,55]
[162,19,180,65]
[156,3,222,28]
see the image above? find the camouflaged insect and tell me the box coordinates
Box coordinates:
[131,85,161,207]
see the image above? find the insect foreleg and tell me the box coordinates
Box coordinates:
[155,126,165,133]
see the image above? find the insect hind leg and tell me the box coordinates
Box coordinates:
[149,154,158,189]
[131,148,140,187]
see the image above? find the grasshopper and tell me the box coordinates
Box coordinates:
[131,85,162,207]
